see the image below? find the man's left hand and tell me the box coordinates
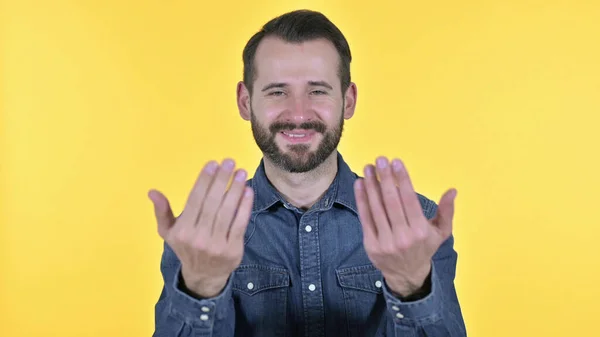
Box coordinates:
[353,156,457,298]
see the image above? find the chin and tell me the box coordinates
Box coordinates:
[281,144,316,157]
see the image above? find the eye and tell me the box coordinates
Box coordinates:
[311,90,327,95]
[268,90,285,96]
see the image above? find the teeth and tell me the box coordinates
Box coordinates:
[283,132,307,138]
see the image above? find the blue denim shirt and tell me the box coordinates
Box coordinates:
[153,152,466,337]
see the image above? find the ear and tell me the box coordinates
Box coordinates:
[343,82,357,119]
[237,81,251,121]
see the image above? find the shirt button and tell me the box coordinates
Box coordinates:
[201,306,210,313]
[375,280,382,288]
[308,284,316,291]
[396,312,404,319]
[200,314,209,321]
[392,305,400,311]
[305,225,312,232]
[247,282,254,290]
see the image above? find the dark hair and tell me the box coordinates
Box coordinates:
[242,9,352,95]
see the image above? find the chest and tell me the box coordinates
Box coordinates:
[240,207,373,270]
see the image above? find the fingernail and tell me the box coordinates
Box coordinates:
[355,179,364,190]
[205,161,218,174]
[222,159,235,170]
[376,157,388,169]
[365,165,374,177]
[392,159,403,172]
[234,170,247,182]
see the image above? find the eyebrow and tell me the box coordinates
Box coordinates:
[308,81,333,90]
[261,81,334,92]
[261,82,287,92]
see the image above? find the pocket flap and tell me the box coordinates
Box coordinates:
[336,264,384,294]
[232,264,290,296]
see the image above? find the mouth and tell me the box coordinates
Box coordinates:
[279,129,316,143]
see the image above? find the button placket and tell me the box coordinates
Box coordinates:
[299,216,325,335]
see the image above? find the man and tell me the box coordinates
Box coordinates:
[150,9,466,337]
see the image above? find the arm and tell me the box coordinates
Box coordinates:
[148,159,254,336]
[153,242,236,337]
[352,157,467,336]
[382,235,467,337]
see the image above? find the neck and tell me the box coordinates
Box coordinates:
[263,151,339,210]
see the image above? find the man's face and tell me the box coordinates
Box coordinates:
[238,36,356,173]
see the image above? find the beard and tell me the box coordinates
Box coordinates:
[250,107,345,173]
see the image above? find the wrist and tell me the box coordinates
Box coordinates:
[386,280,421,298]
[385,264,432,298]
[180,271,229,299]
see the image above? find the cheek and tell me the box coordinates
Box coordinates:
[262,106,283,121]
[312,99,342,121]
[250,99,278,121]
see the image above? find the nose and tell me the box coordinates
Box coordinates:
[282,96,314,124]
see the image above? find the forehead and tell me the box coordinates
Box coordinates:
[253,36,340,85]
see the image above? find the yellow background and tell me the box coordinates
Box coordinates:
[2,0,599,336]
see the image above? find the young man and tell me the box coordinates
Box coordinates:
[150,9,466,337]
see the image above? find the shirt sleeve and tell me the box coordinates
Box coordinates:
[153,242,236,337]
[382,235,467,337]
[382,261,442,322]
[382,193,467,336]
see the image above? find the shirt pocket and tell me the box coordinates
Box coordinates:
[336,264,387,337]
[232,264,290,337]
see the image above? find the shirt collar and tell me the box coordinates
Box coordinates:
[249,151,359,214]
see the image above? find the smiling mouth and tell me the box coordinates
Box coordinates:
[282,131,308,138]
[279,130,316,143]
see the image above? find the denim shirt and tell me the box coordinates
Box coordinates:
[153,152,466,337]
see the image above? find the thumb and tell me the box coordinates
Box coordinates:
[148,189,176,239]
[431,188,457,238]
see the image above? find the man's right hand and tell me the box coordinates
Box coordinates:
[148,159,254,298]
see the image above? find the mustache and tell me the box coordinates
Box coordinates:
[269,120,327,134]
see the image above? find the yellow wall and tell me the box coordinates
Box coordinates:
[2,0,599,336]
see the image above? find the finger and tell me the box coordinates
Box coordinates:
[196,158,236,234]
[354,178,378,248]
[362,164,393,241]
[227,186,254,243]
[148,189,176,239]
[431,188,457,238]
[391,159,424,227]
[375,157,408,234]
[180,161,219,224]
[213,169,248,239]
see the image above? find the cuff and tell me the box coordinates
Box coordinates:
[382,263,442,325]
[168,264,233,328]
